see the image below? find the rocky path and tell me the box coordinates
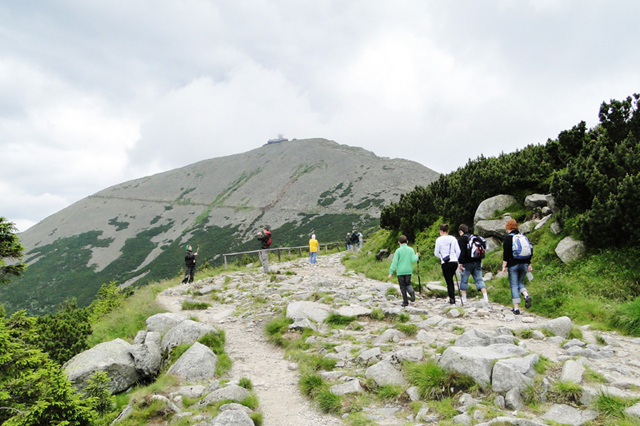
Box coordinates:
[157,251,640,425]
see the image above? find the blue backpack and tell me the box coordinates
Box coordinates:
[511,233,533,260]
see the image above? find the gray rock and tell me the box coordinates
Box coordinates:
[151,395,181,413]
[286,301,332,322]
[289,317,317,331]
[406,386,421,401]
[524,194,549,208]
[212,409,254,426]
[475,218,511,239]
[330,379,363,395]
[555,236,586,264]
[374,329,406,345]
[439,344,528,389]
[625,402,640,420]
[146,312,188,334]
[474,195,517,224]
[393,347,424,363]
[365,361,406,386]
[336,304,372,317]
[130,340,162,379]
[161,320,217,353]
[416,329,436,344]
[505,388,524,410]
[494,395,505,409]
[550,221,562,235]
[219,403,253,414]
[492,354,539,393]
[356,347,381,365]
[63,338,140,394]
[559,360,585,384]
[539,316,573,338]
[541,404,597,426]
[453,412,472,425]
[168,342,218,383]
[197,384,251,407]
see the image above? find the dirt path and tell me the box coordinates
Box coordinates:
[157,280,341,425]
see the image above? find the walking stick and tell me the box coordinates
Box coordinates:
[455,269,463,306]
[416,244,422,293]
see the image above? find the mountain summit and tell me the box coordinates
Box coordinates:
[5,138,439,315]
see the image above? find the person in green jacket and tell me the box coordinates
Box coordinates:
[387,235,420,307]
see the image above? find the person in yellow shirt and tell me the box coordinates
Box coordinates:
[309,234,319,265]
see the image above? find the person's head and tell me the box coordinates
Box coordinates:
[458,224,469,235]
[186,244,192,251]
[439,223,449,234]
[398,235,408,244]
[312,234,316,239]
[263,226,269,232]
[505,219,519,232]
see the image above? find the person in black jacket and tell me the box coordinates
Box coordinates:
[457,224,489,304]
[501,219,532,315]
[181,244,199,284]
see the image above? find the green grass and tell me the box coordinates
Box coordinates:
[376,385,403,400]
[181,300,212,310]
[325,313,357,326]
[88,279,174,346]
[549,381,583,405]
[317,390,342,414]
[396,323,418,336]
[594,392,638,420]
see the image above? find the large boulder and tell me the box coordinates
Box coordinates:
[168,342,218,383]
[475,218,511,239]
[161,320,217,353]
[438,344,528,389]
[212,409,254,426]
[474,195,517,224]
[146,312,188,334]
[130,339,162,379]
[524,194,550,208]
[63,338,140,394]
[555,236,586,264]
[286,301,332,323]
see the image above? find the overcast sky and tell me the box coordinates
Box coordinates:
[2,1,639,232]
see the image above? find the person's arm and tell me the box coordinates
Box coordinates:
[502,235,512,273]
[434,238,440,258]
[388,249,398,278]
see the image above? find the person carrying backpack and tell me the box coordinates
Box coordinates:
[457,224,489,304]
[350,230,360,251]
[502,219,533,315]
[256,227,272,273]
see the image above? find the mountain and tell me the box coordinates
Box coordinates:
[3,138,439,315]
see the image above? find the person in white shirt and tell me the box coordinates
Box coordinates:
[434,223,461,304]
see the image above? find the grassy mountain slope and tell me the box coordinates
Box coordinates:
[2,138,439,315]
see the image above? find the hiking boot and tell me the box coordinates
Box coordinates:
[401,303,408,307]
[410,292,416,302]
[449,299,456,305]
[525,295,532,309]
[512,309,521,315]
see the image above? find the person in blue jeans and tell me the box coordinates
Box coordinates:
[457,224,489,304]
[501,219,532,315]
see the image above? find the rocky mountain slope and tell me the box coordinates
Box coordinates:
[3,138,439,315]
[71,252,640,425]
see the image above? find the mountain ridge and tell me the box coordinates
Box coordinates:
[5,138,440,315]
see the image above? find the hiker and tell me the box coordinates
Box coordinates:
[256,227,272,273]
[350,230,360,251]
[346,233,352,251]
[388,235,420,307]
[502,219,533,315]
[181,244,198,284]
[309,234,319,265]
[434,223,461,304]
[358,232,364,250]
[457,224,489,304]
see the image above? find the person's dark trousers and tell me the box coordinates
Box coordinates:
[182,265,195,284]
[441,262,458,303]
[397,274,415,306]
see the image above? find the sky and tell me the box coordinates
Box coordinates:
[1,1,639,233]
